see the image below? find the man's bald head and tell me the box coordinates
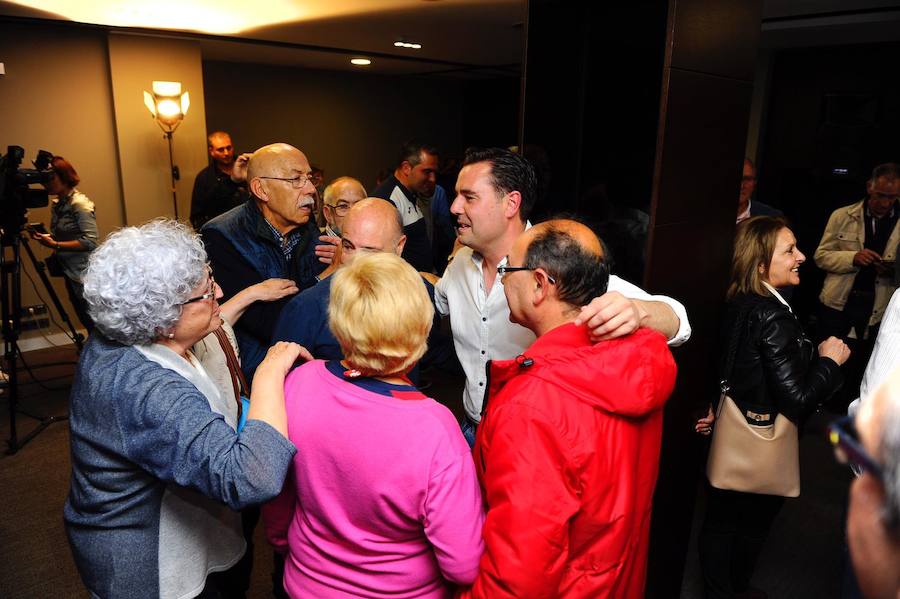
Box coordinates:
[247,143,307,183]
[339,198,406,265]
[514,219,608,308]
[246,143,316,234]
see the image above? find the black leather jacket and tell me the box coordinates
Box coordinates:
[721,293,843,425]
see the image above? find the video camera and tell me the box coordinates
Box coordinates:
[1,146,54,242]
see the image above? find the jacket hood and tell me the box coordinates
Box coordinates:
[488,323,677,418]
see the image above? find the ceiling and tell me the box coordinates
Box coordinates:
[0,0,525,78]
[1,0,899,77]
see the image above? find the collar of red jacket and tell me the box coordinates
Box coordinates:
[486,322,677,419]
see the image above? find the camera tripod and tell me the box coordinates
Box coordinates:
[1,233,84,454]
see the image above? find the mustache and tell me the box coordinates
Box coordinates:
[298,196,316,208]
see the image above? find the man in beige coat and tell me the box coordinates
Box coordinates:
[815,163,900,339]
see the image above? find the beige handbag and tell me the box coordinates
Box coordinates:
[706,390,800,497]
[706,302,801,498]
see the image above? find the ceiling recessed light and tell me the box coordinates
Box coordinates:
[350,58,372,66]
[394,40,422,50]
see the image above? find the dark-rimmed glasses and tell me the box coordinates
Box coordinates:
[182,269,216,305]
[828,415,883,480]
[327,201,355,216]
[258,174,311,189]
[497,265,556,284]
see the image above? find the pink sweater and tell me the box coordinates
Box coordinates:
[263,360,485,598]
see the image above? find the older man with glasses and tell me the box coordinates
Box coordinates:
[202,142,328,384]
[830,365,900,599]
[321,176,367,238]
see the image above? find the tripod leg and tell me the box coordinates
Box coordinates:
[20,237,84,351]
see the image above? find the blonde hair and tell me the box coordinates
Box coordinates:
[727,216,788,300]
[329,252,434,377]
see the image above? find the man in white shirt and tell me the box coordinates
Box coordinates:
[435,147,691,445]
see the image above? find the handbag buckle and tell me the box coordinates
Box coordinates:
[745,410,771,423]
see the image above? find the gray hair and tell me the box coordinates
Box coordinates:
[882,392,900,528]
[82,219,208,345]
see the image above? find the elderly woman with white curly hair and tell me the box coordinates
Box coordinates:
[63,219,307,599]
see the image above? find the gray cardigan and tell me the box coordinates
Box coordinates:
[64,334,295,598]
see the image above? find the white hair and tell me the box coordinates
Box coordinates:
[82,219,208,345]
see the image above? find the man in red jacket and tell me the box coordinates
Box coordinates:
[458,220,678,598]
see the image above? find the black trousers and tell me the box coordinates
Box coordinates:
[698,484,786,598]
[63,275,94,333]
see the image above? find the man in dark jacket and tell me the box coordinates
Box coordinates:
[202,143,326,382]
[737,158,782,223]
[371,140,439,272]
[458,220,677,598]
[191,131,244,229]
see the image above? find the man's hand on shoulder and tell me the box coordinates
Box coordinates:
[315,235,340,265]
[574,291,648,343]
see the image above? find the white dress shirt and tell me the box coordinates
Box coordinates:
[435,246,692,422]
[852,288,900,415]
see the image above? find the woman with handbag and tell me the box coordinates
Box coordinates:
[31,156,99,331]
[696,216,850,599]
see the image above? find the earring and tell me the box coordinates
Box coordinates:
[167,332,175,339]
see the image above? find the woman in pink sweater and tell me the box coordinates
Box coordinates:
[263,252,484,598]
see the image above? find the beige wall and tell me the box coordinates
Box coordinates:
[0,23,124,341]
[1,24,208,345]
[108,34,208,224]
[202,60,465,191]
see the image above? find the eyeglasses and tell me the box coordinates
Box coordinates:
[182,270,217,305]
[258,174,312,189]
[497,264,556,284]
[828,415,883,480]
[327,201,355,216]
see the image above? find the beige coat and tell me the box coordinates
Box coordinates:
[814,199,900,327]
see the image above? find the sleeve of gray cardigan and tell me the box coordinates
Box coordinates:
[117,365,295,510]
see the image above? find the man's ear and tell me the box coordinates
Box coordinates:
[249,178,267,202]
[395,234,408,256]
[504,191,523,219]
[400,161,413,177]
[532,269,552,306]
[866,179,875,195]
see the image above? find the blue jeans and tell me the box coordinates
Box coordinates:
[460,417,477,449]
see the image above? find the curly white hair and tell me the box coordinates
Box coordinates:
[82,219,208,345]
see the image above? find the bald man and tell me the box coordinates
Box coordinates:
[458,221,678,599]
[202,142,325,382]
[321,176,367,237]
[272,198,438,378]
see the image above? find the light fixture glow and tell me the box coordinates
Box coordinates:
[394,40,422,50]
[350,58,372,66]
[143,80,190,132]
[5,0,306,35]
[143,90,157,117]
[152,80,182,96]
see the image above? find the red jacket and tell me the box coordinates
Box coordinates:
[458,323,677,599]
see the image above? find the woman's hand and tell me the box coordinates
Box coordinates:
[695,404,715,435]
[252,278,299,303]
[248,342,313,437]
[818,336,851,366]
[257,341,312,379]
[30,231,56,248]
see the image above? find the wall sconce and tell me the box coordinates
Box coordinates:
[143,81,190,219]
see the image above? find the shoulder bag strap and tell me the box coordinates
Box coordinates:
[211,326,248,420]
[717,301,750,415]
